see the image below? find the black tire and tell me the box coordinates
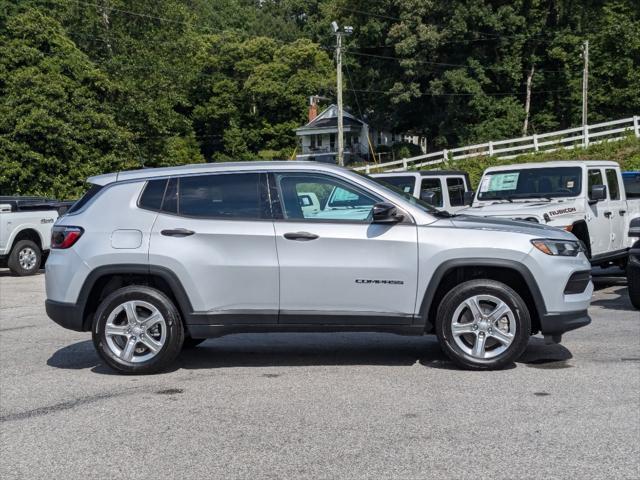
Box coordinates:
[92,285,184,374]
[627,264,640,310]
[8,239,41,276]
[182,337,206,349]
[435,279,531,370]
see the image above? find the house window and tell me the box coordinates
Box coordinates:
[330,134,335,150]
[317,135,323,147]
[310,135,316,149]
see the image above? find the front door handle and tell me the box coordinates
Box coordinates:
[161,228,195,237]
[283,231,319,241]
[619,210,626,215]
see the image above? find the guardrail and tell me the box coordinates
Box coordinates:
[354,115,640,173]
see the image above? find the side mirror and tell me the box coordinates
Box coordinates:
[420,190,436,205]
[629,217,640,237]
[590,184,607,203]
[372,202,402,224]
[463,190,475,206]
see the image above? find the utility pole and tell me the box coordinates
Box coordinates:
[581,40,589,127]
[332,22,352,167]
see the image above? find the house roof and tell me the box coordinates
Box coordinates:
[295,104,365,133]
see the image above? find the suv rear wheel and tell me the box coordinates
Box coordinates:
[436,279,530,370]
[92,285,184,374]
[8,239,41,276]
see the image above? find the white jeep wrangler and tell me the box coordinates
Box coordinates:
[464,161,640,266]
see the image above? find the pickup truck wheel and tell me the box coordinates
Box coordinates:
[8,240,41,276]
[436,280,531,370]
[92,285,184,374]
[627,265,640,310]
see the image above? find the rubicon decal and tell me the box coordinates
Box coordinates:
[355,279,404,285]
[546,207,577,217]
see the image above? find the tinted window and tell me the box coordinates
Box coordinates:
[275,173,379,222]
[374,176,415,194]
[605,169,620,200]
[67,184,103,214]
[162,178,178,214]
[139,179,167,211]
[478,167,582,200]
[421,179,443,207]
[588,169,604,200]
[447,178,466,206]
[623,173,640,198]
[178,173,262,219]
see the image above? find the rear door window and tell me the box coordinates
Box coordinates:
[605,169,620,200]
[446,177,466,206]
[177,173,266,219]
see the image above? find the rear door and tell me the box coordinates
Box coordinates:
[604,168,625,252]
[148,172,279,323]
[270,171,418,324]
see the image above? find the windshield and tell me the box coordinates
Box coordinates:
[477,166,582,200]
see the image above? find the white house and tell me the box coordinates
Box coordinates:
[294,104,424,164]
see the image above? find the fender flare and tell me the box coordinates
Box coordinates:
[417,258,547,330]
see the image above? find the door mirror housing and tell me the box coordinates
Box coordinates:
[463,190,475,206]
[420,190,436,205]
[629,217,640,238]
[590,184,607,203]
[372,202,402,224]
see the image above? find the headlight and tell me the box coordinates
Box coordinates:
[531,239,583,256]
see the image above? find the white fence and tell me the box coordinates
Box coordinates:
[354,115,640,173]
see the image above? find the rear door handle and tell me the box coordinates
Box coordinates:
[161,228,195,237]
[604,211,612,218]
[283,231,319,241]
[619,210,626,215]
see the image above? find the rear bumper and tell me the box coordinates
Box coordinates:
[539,309,591,335]
[45,299,86,332]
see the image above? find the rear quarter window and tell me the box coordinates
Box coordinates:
[66,184,103,214]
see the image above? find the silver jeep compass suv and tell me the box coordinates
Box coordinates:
[45,162,592,374]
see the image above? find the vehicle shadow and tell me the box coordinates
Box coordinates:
[47,333,574,375]
[0,269,45,277]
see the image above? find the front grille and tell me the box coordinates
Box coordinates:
[564,271,592,295]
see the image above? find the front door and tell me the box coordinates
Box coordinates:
[148,172,279,324]
[586,168,610,256]
[270,171,418,325]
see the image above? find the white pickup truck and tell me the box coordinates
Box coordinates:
[0,197,72,275]
[463,161,640,266]
[370,170,473,212]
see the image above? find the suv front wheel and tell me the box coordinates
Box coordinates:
[436,279,531,370]
[92,285,184,374]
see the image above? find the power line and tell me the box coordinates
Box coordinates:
[348,87,573,97]
[345,50,571,74]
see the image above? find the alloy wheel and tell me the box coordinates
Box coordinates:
[104,300,167,363]
[450,294,516,360]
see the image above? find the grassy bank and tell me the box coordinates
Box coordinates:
[433,135,640,188]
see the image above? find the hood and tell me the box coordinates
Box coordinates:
[462,198,582,222]
[449,214,576,240]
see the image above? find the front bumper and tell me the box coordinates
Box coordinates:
[539,309,591,336]
[45,299,86,332]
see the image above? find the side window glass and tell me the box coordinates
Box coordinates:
[275,173,379,222]
[139,179,167,211]
[447,177,465,206]
[605,169,620,200]
[421,179,443,207]
[177,173,262,219]
[587,169,603,200]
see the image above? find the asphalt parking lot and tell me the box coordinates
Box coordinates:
[0,272,638,479]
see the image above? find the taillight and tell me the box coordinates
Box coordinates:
[51,226,84,249]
